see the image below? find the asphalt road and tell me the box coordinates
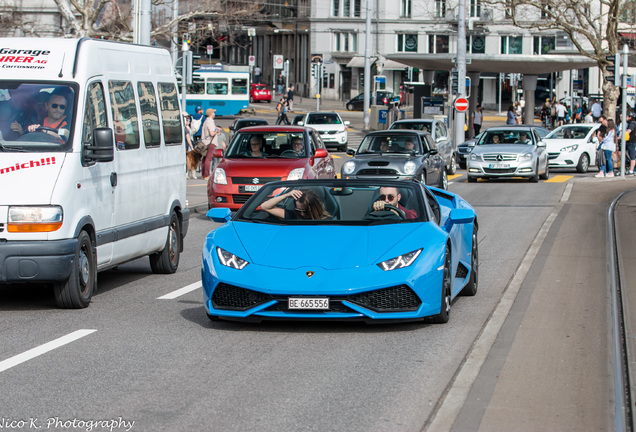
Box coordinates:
[1,101,634,431]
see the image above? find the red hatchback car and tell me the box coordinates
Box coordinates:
[207,126,336,210]
[249,83,272,103]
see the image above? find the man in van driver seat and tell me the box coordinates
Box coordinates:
[13,90,70,142]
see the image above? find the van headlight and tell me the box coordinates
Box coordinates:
[8,206,63,232]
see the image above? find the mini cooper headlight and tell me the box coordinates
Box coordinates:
[560,144,579,152]
[518,153,533,161]
[214,168,227,185]
[469,153,482,161]
[216,247,249,270]
[343,160,356,175]
[8,206,63,232]
[287,168,305,180]
[404,161,417,175]
[377,249,422,271]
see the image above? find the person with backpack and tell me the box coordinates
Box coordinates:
[191,106,204,143]
[276,97,290,125]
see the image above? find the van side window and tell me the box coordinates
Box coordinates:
[158,82,183,146]
[82,81,108,151]
[137,82,161,148]
[108,80,140,150]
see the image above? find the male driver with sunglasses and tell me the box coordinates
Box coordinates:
[372,186,417,219]
[22,91,71,142]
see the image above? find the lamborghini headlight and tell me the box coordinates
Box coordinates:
[377,249,422,271]
[560,144,579,152]
[216,247,249,270]
[8,206,63,232]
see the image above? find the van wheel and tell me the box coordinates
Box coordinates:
[54,230,96,309]
[150,211,181,274]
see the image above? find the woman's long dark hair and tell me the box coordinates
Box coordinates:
[298,189,331,220]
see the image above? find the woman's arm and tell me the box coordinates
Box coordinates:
[261,189,302,219]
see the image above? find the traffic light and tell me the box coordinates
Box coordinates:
[450,68,459,95]
[606,53,620,86]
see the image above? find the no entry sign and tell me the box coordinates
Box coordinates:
[454,97,469,112]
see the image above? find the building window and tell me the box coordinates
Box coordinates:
[401,0,412,17]
[429,34,449,53]
[469,0,481,18]
[533,36,555,54]
[334,32,358,52]
[435,0,446,18]
[469,35,486,53]
[397,34,418,52]
[333,0,339,16]
[343,0,350,17]
[501,35,523,54]
[555,31,572,49]
[354,0,361,17]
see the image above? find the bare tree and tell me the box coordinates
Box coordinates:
[49,0,267,51]
[488,0,636,116]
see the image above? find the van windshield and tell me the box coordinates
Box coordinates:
[0,82,76,152]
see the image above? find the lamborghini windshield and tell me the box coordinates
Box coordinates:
[235,181,428,225]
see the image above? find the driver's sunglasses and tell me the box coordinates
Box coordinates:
[379,194,396,202]
[294,207,308,214]
[51,104,66,110]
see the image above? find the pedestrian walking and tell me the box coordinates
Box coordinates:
[276,73,284,96]
[555,100,567,127]
[506,105,516,125]
[276,97,290,125]
[472,104,483,135]
[591,100,602,121]
[625,112,636,175]
[254,66,262,84]
[595,118,617,177]
[200,108,220,180]
[286,85,294,111]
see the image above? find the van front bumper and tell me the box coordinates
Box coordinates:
[0,239,76,283]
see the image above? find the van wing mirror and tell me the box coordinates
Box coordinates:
[84,128,114,163]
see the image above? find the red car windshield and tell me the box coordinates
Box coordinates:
[226,131,307,159]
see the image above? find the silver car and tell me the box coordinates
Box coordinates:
[467,127,549,182]
[342,130,447,189]
[389,118,456,174]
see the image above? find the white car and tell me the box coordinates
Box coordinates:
[298,111,349,152]
[544,124,600,173]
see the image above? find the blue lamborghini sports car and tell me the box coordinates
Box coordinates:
[202,179,478,323]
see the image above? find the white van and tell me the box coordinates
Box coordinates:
[0,38,190,308]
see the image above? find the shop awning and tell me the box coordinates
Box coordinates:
[346,56,377,68]
[381,59,409,70]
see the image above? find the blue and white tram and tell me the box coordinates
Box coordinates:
[184,68,250,116]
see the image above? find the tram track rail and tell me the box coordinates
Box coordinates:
[609,189,636,432]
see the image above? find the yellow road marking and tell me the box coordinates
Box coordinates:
[448,174,463,180]
[545,175,573,183]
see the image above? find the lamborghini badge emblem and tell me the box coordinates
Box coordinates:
[306,271,315,278]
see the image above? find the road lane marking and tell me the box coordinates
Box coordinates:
[157,281,202,300]
[448,174,462,181]
[545,175,574,183]
[427,182,573,430]
[0,329,97,373]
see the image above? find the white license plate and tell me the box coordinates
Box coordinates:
[489,163,510,169]
[288,297,330,310]
[244,185,262,192]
